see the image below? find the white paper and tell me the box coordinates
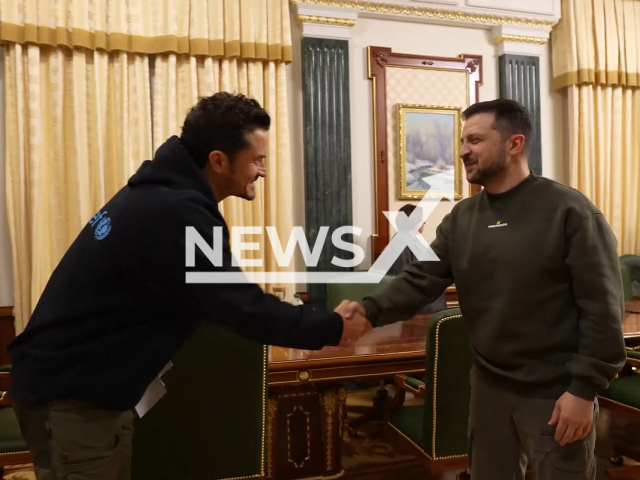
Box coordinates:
[159,361,173,377]
[135,362,173,418]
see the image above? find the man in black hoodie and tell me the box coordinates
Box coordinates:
[7,92,371,480]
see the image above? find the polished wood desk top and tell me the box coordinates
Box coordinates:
[268,314,432,386]
[267,309,640,386]
[269,314,431,368]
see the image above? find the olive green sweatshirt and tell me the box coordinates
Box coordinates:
[363,173,627,401]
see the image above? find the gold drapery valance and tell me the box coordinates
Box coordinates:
[0,0,292,62]
[552,0,640,90]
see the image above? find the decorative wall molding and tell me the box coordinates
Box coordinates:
[368,46,483,260]
[466,0,558,18]
[290,0,560,30]
[495,35,548,45]
[413,0,459,5]
[295,4,358,40]
[491,25,550,56]
[298,15,357,27]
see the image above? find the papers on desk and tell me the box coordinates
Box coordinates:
[135,362,173,418]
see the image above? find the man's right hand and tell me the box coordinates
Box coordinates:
[334,300,373,347]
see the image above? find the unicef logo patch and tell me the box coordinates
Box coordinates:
[89,210,112,240]
[95,217,112,240]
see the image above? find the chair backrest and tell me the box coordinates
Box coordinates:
[620,255,640,301]
[325,274,397,311]
[131,322,267,480]
[422,308,473,460]
[0,367,31,467]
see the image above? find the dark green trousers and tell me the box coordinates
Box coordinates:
[13,400,134,480]
[468,368,598,480]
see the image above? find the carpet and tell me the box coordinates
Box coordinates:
[5,390,637,480]
[2,465,34,480]
[341,385,427,477]
[342,416,418,472]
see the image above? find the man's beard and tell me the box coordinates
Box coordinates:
[466,149,509,185]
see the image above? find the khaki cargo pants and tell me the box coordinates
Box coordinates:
[468,368,599,480]
[13,400,134,480]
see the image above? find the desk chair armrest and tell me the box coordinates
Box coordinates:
[626,348,640,369]
[0,366,11,394]
[0,365,11,395]
[394,374,426,399]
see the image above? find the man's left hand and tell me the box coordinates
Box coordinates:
[548,392,594,446]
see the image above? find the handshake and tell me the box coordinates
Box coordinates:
[334,300,373,347]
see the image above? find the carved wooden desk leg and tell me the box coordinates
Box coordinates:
[267,384,347,480]
[321,387,347,477]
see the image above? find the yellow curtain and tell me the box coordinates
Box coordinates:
[3,0,294,331]
[4,43,152,332]
[0,0,291,61]
[552,0,640,90]
[151,55,294,294]
[552,0,640,255]
[566,85,640,254]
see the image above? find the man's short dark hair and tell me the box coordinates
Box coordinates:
[400,204,418,216]
[398,204,422,231]
[462,99,533,152]
[180,92,271,169]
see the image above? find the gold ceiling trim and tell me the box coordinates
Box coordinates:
[298,14,357,27]
[495,34,548,45]
[291,0,557,29]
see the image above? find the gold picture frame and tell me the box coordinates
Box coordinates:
[397,104,463,200]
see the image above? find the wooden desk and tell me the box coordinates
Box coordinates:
[266,314,432,480]
[266,309,640,480]
[269,314,432,387]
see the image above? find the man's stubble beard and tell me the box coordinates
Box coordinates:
[468,148,509,185]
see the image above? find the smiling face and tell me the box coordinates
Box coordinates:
[227,129,268,201]
[460,112,509,186]
[205,129,268,201]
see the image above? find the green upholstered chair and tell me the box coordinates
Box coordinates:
[626,347,640,368]
[325,274,397,311]
[385,309,472,476]
[597,347,640,479]
[0,365,32,477]
[620,255,640,301]
[131,323,268,480]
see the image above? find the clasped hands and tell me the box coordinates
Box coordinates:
[334,300,372,347]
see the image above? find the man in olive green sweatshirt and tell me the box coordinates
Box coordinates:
[361,99,627,479]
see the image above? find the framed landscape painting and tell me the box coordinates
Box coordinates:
[397,104,463,200]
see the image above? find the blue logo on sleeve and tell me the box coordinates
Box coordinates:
[89,210,112,240]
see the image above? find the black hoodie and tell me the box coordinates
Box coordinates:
[8,136,343,410]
